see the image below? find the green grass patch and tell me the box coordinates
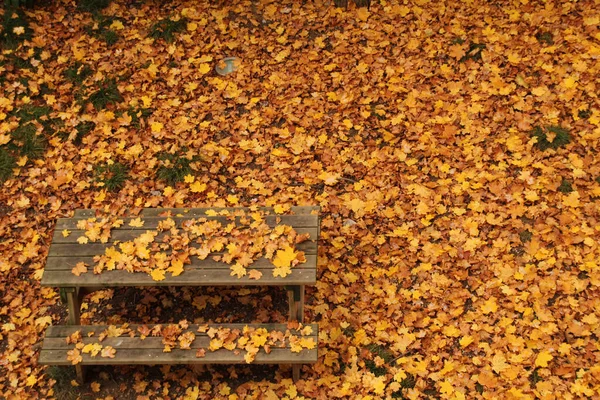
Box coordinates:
[578,109,591,119]
[363,344,394,377]
[0,147,16,182]
[519,230,532,243]
[46,366,79,400]
[73,121,95,146]
[85,15,122,46]
[536,31,554,45]
[148,16,188,43]
[460,42,486,62]
[127,106,153,128]
[1,6,32,48]
[94,162,128,191]
[156,151,200,185]
[13,104,51,123]
[77,0,111,13]
[64,62,93,85]
[558,179,573,193]
[9,124,45,159]
[87,77,122,110]
[531,125,571,151]
[391,373,416,398]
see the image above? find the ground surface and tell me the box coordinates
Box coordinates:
[1,0,600,399]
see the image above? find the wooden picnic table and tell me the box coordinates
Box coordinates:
[39,206,320,382]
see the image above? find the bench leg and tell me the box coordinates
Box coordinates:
[65,288,86,382]
[287,286,305,382]
[286,285,305,323]
[65,288,81,325]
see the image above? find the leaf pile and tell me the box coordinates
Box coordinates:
[64,321,315,365]
[70,208,309,280]
[1,0,600,398]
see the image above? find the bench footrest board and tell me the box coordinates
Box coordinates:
[39,323,318,366]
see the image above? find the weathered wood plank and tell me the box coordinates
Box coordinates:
[74,206,319,218]
[44,254,317,271]
[56,215,319,230]
[52,227,318,244]
[47,240,317,257]
[39,347,317,365]
[43,331,316,350]
[41,268,316,287]
[44,324,318,338]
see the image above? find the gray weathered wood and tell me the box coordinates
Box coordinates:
[39,347,317,365]
[44,254,317,271]
[41,268,316,287]
[44,324,317,337]
[39,323,318,366]
[73,206,320,218]
[56,215,318,230]
[52,227,318,244]
[47,240,316,257]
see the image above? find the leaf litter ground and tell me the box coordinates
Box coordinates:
[1,0,600,398]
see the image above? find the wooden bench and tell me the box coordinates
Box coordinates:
[39,206,320,382]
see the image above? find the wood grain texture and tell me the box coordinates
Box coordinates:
[39,323,318,365]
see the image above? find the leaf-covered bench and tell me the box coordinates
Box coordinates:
[39,206,320,382]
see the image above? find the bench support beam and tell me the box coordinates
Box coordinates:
[285,285,305,382]
[64,287,85,382]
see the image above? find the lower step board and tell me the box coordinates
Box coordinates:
[39,323,318,366]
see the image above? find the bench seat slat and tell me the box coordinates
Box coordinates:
[44,324,316,337]
[56,215,318,230]
[41,268,316,287]
[74,206,320,218]
[39,323,318,366]
[44,254,317,271]
[51,227,318,244]
[47,241,316,257]
[39,348,317,365]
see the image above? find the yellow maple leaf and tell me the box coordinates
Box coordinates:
[82,343,103,357]
[91,382,101,392]
[274,49,290,62]
[190,181,206,193]
[491,353,508,373]
[299,337,316,349]
[273,246,297,269]
[248,269,262,280]
[562,76,577,89]
[356,8,370,21]
[205,209,218,216]
[563,192,580,208]
[230,263,247,278]
[77,236,89,244]
[110,20,124,30]
[26,375,37,387]
[481,297,498,314]
[535,350,553,367]
[151,121,163,133]
[198,63,211,74]
[140,95,152,108]
[459,335,474,348]
[62,229,71,237]
[184,174,195,183]
[101,346,116,358]
[273,265,291,278]
[128,217,144,227]
[167,259,184,276]
[151,269,166,281]
[273,204,289,214]
[67,349,82,365]
[71,262,88,277]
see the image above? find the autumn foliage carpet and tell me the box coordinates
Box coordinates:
[1,0,600,398]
